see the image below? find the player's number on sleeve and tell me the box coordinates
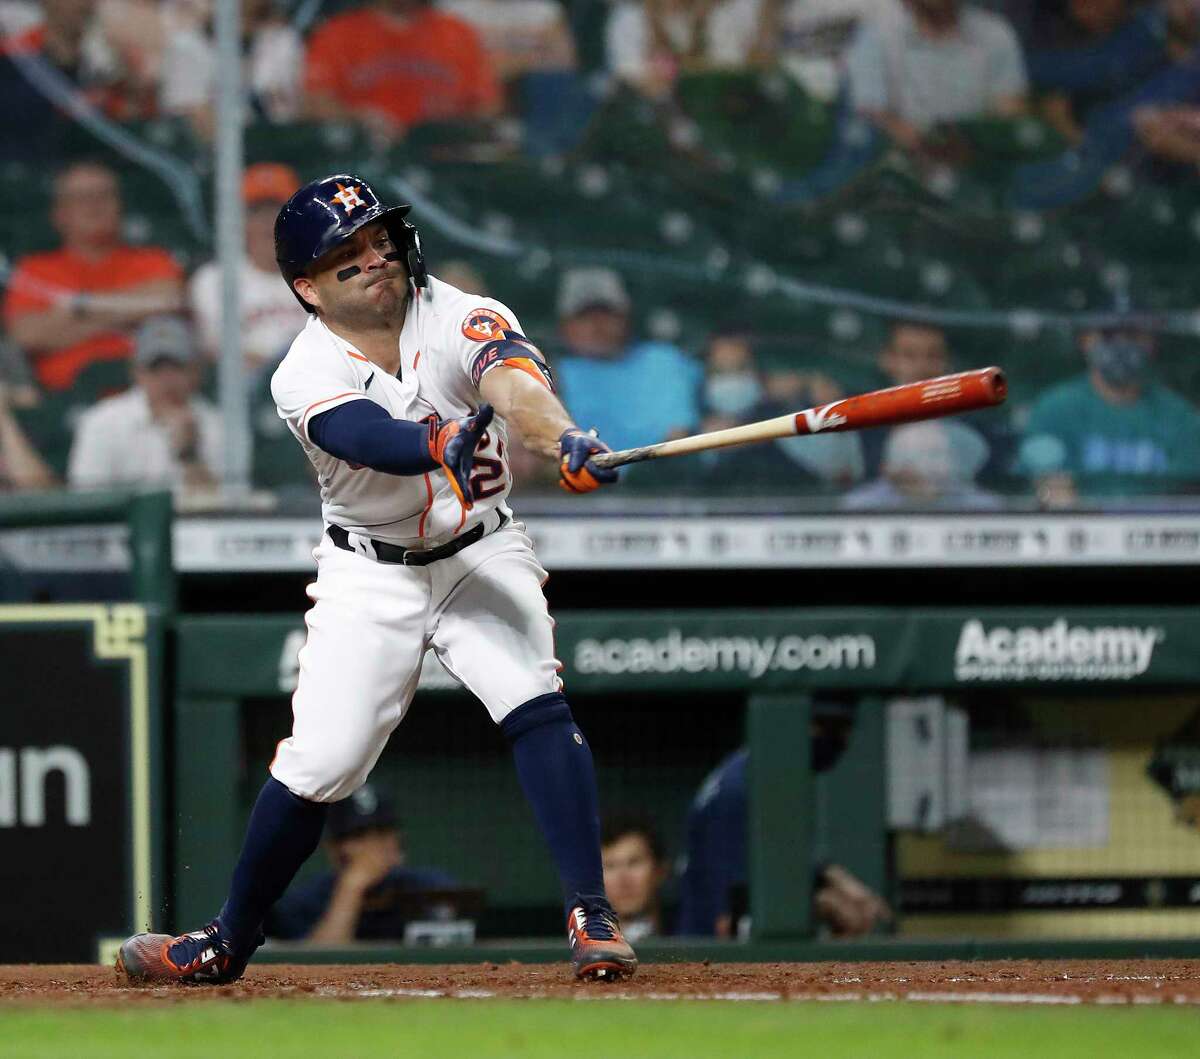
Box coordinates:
[470,431,506,500]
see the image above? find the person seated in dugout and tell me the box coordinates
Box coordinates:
[677,711,892,939]
[601,812,673,942]
[267,783,464,943]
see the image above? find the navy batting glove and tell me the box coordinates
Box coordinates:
[430,404,494,510]
[559,428,619,494]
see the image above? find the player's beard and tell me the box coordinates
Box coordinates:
[330,273,409,332]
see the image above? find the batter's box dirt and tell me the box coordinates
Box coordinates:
[4,961,1200,1007]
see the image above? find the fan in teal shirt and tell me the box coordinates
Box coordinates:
[550,267,702,451]
[556,341,703,452]
[1020,326,1200,498]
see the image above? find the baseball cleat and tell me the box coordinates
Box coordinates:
[567,898,638,981]
[116,919,262,985]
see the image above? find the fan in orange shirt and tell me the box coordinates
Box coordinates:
[3,160,184,392]
[304,0,502,136]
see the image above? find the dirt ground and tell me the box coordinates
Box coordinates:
[2,960,1199,1006]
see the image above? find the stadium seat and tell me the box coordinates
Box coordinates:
[249,366,314,494]
[243,120,379,177]
[13,389,79,479]
[674,70,834,176]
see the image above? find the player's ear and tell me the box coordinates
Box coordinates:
[294,276,321,312]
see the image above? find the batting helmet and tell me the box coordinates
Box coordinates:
[274,173,427,312]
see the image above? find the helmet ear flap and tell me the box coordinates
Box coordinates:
[387,216,428,288]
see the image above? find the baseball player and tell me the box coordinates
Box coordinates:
[117,174,637,983]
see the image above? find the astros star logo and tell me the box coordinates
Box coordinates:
[332,183,367,214]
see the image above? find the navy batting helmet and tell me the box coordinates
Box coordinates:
[274,173,427,312]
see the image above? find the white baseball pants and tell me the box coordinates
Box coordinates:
[270,521,562,802]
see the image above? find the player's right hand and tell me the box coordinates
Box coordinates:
[429,404,494,511]
[558,428,619,493]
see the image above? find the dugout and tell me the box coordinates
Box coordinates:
[172,607,1200,963]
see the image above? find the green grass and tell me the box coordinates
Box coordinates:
[0,1000,1194,1059]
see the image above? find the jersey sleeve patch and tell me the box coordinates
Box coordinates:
[462,307,512,342]
[469,332,554,391]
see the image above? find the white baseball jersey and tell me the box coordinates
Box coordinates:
[267,275,562,802]
[271,275,536,546]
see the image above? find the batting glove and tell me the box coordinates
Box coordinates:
[558,428,619,494]
[430,404,494,511]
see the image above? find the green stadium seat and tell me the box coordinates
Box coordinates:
[1090,185,1200,264]
[997,243,1108,313]
[954,116,1067,166]
[13,389,78,479]
[243,120,380,178]
[675,70,834,176]
[250,366,314,493]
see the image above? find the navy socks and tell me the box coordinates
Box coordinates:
[501,692,607,914]
[218,776,327,947]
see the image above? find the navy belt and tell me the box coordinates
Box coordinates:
[327,512,506,566]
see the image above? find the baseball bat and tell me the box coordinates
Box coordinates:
[589,366,1007,470]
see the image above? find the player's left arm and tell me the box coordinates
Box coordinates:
[476,339,619,493]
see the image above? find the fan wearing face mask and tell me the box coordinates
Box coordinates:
[1019,308,1200,505]
[698,329,863,490]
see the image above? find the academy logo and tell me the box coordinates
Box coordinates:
[331,183,367,213]
[797,402,848,434]
[462,308,511,342]
[954,618,1164,681]
[574,629,876,678]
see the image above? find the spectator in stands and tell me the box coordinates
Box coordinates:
[267,783,461,943]
[0,335,39,410]
[0,383,55,491]
[1013,4,1200,207]
[697,328,862,489]
[1134,100,1200,171]
[842,419,1001,510]
[189,162,307,374]
[1027,0,1172,146]
[67,315,221,497]
[155,0,304,135]
[3,160,184,393]
[601,813,672,942]
[304,0,501,138]
[844,0,1028,158]
[677,745,891,938]
[860,320,948,477]
[0,0,139,156]
[751,0,890,99]
[606,0,766,100]
[551,267,701,452]
[1132,0,1200,173]
[1019,314,1200,503]
[440,0,576,81]
[857,319,1007,486]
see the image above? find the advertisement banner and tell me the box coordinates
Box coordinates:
[0,605,158,962]
[179,608,1200,698]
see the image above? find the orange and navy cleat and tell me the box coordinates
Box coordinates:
[567,898,638,981]
[116,919,262,985]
